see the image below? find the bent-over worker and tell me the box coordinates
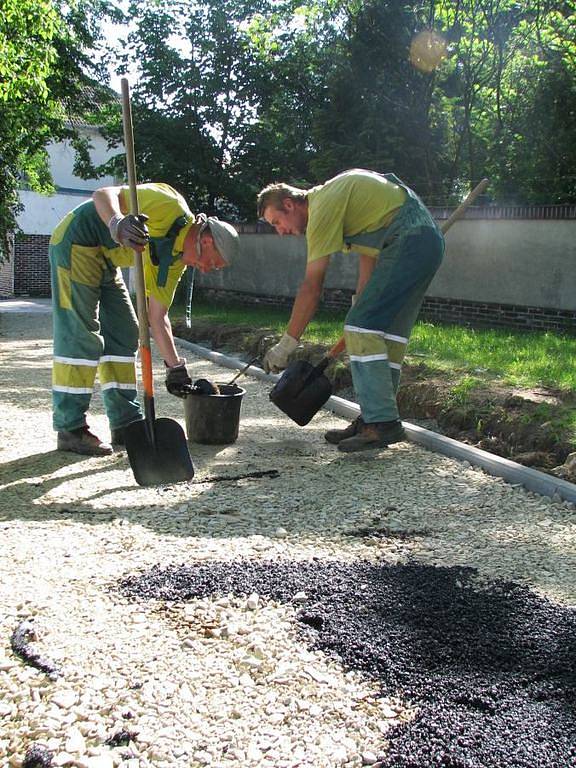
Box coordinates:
[50,182,239,456]
[258,169,444,452]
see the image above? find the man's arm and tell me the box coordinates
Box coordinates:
[354,253,377,301]
[148,296,181,367]
[262,255,330,373]
[93,186,148,250]
[93,186,127,225]
[286,255,330,339]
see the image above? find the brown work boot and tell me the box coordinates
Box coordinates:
[337,419,406,453]
[324,416,364,445]
[57,426,113,456]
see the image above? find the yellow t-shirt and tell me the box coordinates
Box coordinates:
[306,169,407,262]
[110,183,193,307]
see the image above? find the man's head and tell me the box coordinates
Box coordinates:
[257,183,309,236]
[182,216,239,273]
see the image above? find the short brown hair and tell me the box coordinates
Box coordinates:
[257,183,308,218]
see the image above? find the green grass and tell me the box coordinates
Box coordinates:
[172,298,345,344]
[173,298,576,393]
[513,401,576,443]
[445,375,484,406]
[409,323,576,391]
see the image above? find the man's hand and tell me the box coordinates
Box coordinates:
[165,360,192,398]
[109,213,149,250]
[263,333,298,374]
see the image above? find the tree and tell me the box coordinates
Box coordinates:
[97,0,576,211]
[310,0,453,201]
[98,0,344,218]
[0,0,120,257]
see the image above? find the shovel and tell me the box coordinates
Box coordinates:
[120,78,194,486]
[269,339,345,426]
[270,178,489,426]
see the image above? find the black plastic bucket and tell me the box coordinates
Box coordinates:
[269,358,333,426]
[184,384,246,444]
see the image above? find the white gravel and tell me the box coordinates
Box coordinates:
[1,312,575,767]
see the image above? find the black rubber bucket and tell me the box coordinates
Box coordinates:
[184,383,246,444]
[269,358,333,426]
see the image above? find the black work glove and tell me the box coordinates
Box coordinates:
[165,360,192,398]
[108,213,149,249]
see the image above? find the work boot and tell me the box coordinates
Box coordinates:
[324,416,364,445]
[337,419,406,453]
[57,426,113,456]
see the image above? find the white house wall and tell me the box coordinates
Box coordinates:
[16,124,122,236]
[17,190,94,235]
[47,125,118,191]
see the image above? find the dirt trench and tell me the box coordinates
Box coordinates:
[173,319,576,479]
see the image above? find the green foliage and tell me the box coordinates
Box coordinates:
[0,0,120,257]
[4,0,576,251]
[104,0,576,211]
[447,375,483,406]
[311,1,451,197]
[96,0,341,217]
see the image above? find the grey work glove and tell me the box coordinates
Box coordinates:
[165,359,192,398]
[263,333,298,374]
[108,213,149,249]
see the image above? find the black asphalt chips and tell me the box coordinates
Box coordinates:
[120,560,576,768]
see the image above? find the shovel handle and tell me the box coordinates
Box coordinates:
[227,357,259,386]
[121,79,155,405]
[440,178,489,234]
[328,337,346,358]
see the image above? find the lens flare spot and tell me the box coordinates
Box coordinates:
[410,30,448,73]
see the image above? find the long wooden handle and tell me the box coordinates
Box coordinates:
[120,78,154,400]
[328,178,490,360]
[440,178,489,234]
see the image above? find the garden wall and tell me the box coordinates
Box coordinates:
[196,211,576,333]
[5,204,576,333]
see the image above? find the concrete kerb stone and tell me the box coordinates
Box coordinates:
[177,338,576,505]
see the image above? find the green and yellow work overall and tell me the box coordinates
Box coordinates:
[343,175,445,423]
[49,201,142,433]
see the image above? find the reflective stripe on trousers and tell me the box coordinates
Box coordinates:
[50,241,141,432]
[343,197,445,423]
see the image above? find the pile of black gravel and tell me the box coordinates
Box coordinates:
[119,560,576,768]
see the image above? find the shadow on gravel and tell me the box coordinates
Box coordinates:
[119,560,576,768]
[0,451,90,486]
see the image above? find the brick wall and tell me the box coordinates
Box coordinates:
[0,241,14,297]
[419,296,576,334]
[13,235,51,297]
[196,287,576,335]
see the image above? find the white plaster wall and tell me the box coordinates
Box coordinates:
[47,125,120,190]
[17,124,123,235]
[16,191,92,235]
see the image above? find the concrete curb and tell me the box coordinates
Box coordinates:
[177,338,576,504]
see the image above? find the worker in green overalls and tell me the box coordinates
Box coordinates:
[49,182,239,456]
[257,169,444,452]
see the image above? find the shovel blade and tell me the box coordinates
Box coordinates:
[125,417,194,487]
[270,360,333,426]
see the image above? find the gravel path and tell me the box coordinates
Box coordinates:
[1,311,575,768]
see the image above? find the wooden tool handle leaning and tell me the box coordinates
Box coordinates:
[440,178,489,234]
